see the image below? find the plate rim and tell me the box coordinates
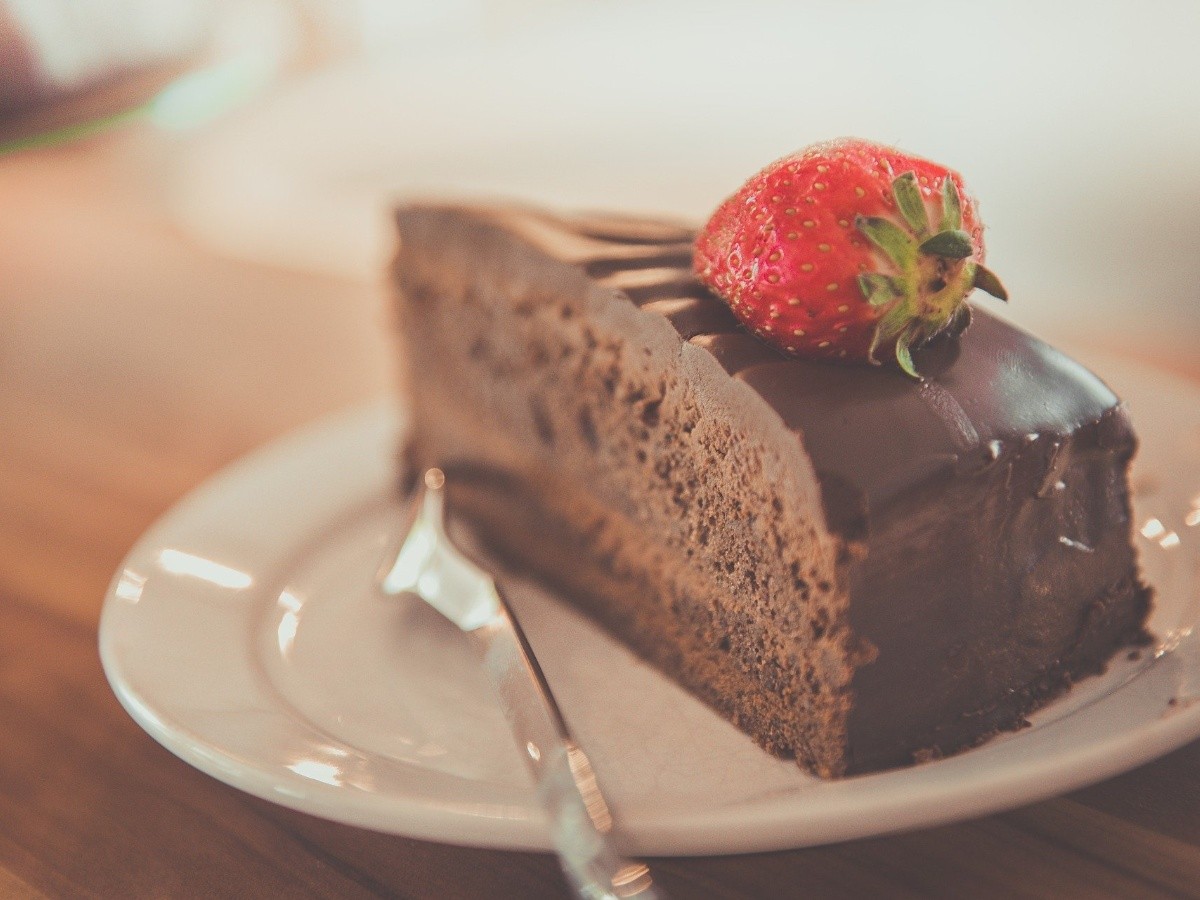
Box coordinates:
[99,356,1200,855]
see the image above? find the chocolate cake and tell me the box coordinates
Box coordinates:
[391,203,1152,777]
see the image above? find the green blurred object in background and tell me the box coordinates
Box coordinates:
[0,0,292,156]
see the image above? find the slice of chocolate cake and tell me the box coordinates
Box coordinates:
[391,203,1152,777]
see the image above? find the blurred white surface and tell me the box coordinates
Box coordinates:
[3,0,209,86]
[170,0,1200,349]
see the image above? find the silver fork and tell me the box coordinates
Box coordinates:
[379,468,662,900]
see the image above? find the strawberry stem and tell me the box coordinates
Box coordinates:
[855,174,1006,379]
[973,263,1009,301]
[858,272,899,306]
[919,230,974,259]
[895,330,919,379]
[892,173,929,236]
[855,216,917,268]
[940,178,963,231]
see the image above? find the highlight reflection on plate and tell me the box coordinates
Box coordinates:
[100,354,1200,855]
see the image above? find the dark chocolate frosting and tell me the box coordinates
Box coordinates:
[583,228,1119,515]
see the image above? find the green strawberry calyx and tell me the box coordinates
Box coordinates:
[855,173,1007,379]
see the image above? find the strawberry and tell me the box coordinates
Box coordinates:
[694,138,1006,377]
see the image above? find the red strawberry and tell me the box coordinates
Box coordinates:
[694,138,1006,377]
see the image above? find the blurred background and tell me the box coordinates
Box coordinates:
[3,0,1199,413]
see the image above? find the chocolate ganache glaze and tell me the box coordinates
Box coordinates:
[394,205,1152,774]
[576,219,1148,769]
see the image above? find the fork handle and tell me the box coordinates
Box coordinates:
[473,605,661,899]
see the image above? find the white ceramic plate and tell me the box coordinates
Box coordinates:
[99,355,1200,855]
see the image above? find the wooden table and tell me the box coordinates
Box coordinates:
[3,127,1200,900]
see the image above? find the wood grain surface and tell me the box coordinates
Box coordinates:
[2,127,1199,900]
